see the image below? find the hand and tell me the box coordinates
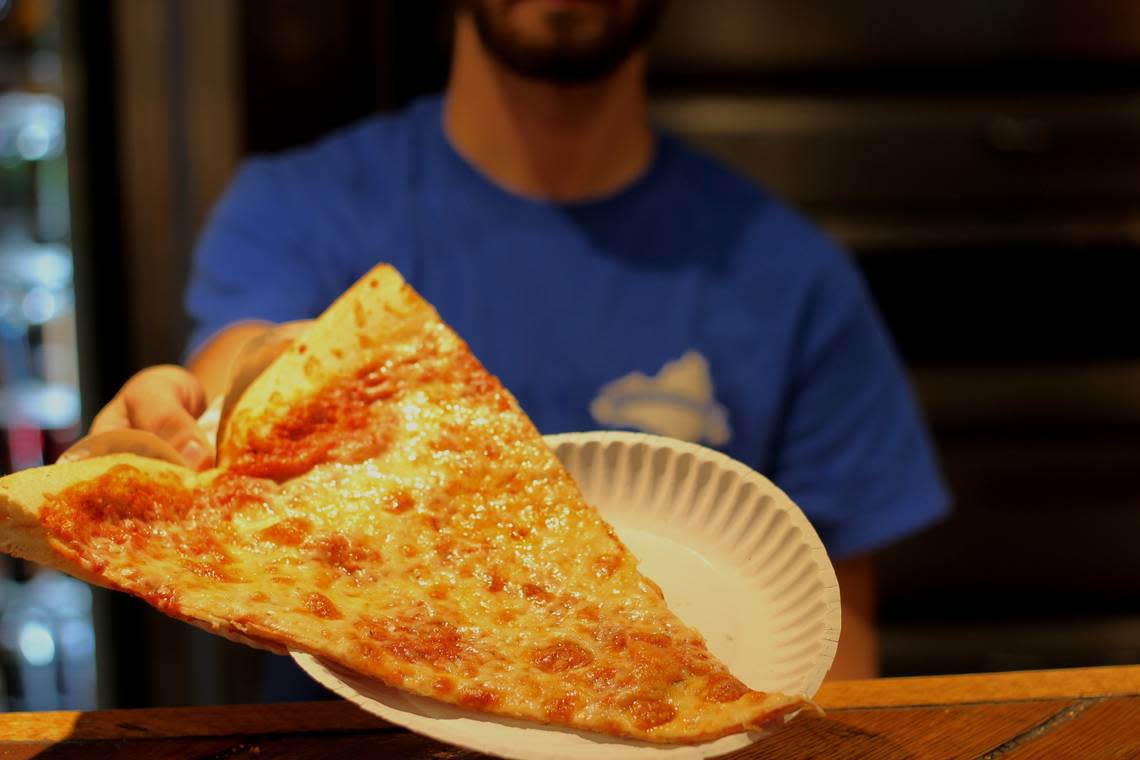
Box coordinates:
[80,365,213,470]
[216,320,311,451]
[61,321,312,471]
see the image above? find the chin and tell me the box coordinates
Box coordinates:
[465,0,664,84]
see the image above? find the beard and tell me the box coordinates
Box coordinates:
[464,0,666,85]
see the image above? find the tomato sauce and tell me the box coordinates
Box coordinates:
[40,464,196,558]
[226,329,507,482]
[230,343,458,481]
[42,465,194,548]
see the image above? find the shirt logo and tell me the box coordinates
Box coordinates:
[589,351,731,446]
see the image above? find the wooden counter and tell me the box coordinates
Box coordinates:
[1,664,1137,758]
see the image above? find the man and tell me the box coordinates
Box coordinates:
[90,0,948,684]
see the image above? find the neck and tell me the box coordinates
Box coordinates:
[444,14,654,203]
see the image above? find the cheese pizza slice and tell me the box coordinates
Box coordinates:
[0,265,815,743]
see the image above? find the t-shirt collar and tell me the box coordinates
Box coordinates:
[417,94,672,214]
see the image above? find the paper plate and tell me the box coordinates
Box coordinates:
[292,431,841,759]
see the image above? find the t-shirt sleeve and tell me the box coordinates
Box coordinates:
[770,253,949,561]
[183,158,332,359]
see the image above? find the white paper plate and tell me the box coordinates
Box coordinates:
[292,431,841,759]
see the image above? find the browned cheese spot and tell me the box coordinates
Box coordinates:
[304,592,343,620]
[592,553,623,578]
[704,673,750,703]
[457,687,500,711]
[543,693,581,723]
[487,569,505,593]
[386,490,415,513]
[626,697,678,730]
[258,517,312,547]
[532,640,594,673]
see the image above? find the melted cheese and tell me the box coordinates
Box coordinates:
[32,266,812,743]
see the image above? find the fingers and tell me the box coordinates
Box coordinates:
[121,366,211,469]
[90,397,131,435]
[60,430,186,467]
[83,365,214,470]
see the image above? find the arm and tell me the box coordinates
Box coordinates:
[188,321,276,402]
[827,554,878,680]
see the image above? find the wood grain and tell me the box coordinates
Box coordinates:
[0,701,390,743]
[728,700,1073,760]
[1,666,1137,759]
[0,733,478,760]
[999,696,1140,759]
[816,665,1140,709]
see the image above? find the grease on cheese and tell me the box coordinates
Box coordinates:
[36,275,809,743]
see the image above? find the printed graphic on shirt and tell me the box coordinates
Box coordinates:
[590,351,731,447]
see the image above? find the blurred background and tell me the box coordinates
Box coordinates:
[1,0,1139,711]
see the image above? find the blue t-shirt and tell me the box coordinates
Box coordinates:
[187,95,948,562]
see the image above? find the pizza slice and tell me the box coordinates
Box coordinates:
[0,265,816,743]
